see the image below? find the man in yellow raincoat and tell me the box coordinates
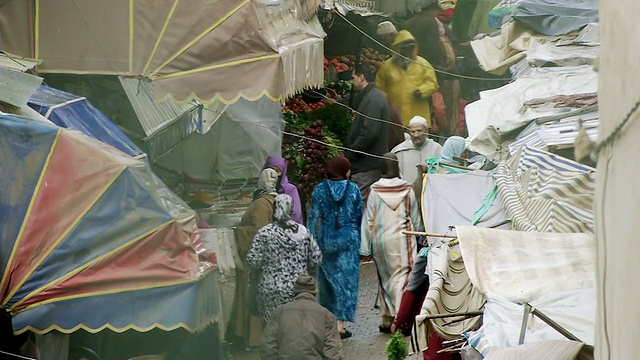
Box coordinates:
[376,30,439,128]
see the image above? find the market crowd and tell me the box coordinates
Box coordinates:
[229,1,481,359]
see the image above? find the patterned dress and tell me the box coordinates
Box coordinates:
[247,220,322,325]
[307,179,364,322]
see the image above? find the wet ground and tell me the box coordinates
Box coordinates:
[229,261,422,359]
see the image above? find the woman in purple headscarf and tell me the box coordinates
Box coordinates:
[263,156,304,224]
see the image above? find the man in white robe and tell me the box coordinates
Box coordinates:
[391,116,443,185]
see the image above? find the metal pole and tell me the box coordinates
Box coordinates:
[529,305,583,342]
[518,303,532,345]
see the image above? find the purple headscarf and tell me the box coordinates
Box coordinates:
[263,156,304,224]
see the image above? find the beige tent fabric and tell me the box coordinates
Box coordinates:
[470,21,530,75]
[457,226,595,302]
[0,1,34,59]
[0,0,324,104]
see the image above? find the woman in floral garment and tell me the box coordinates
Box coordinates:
[247,194,323,324]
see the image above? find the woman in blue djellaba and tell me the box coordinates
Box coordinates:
[307,156,364,339]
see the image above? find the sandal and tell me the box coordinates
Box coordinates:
[340,330,353,339]
[378,325,392,334]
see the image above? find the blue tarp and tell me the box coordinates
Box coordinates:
[28,84,144,157]
[511,0,599,36]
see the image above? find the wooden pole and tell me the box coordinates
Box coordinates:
[439,161,474,171]
[403,231,457,238]
[423,311,484,320]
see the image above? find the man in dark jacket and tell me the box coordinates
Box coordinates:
[346,64,390,201]
[261,274,342,360]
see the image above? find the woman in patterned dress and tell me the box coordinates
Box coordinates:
[307,156,364,339]
[247,194,323,324]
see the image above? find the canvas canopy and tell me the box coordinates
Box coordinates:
[0,0,325,104]
[0,114,218,334]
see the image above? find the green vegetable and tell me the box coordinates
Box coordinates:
[386,333,408,360]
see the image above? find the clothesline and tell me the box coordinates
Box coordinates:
[309,89,451,141]
[333,11,513,82]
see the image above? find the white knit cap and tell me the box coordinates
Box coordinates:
[409,115,429,129]
[377,21,397,36]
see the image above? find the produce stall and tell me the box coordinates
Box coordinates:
[278,7,395,204]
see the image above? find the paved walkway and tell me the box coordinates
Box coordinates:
[230,262,422,359]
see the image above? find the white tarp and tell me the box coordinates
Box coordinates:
[457,226,596,353]
[422,171,510,248]
[465,65,597,157]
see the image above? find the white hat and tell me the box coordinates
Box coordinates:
[377,21,397,36]
[409,115,429,129]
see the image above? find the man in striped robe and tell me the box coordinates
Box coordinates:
[360,153,424,332]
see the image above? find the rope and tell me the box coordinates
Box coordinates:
[593,99,640,154]
[333,11,513,82]
[308,90,451,141]
[203,106,404,162]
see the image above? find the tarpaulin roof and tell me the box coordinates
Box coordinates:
[28,84,144,158]
[511,0,599,36]
[0,114,218,334]
[0,0,325,104]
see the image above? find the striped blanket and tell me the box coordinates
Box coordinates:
[495,146,595,233]
[411,246,486,354]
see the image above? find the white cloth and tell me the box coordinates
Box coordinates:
[457,226,595,301]
[457,226,596,352]
[391,139,442,185]
[422,171,509,247]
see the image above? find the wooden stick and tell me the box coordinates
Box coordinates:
[442,338,466,346]
[439,161,474,171]
[441,313,483,326]
[424,311,484,320]
[403,231,457,238]
[437,343,464,354]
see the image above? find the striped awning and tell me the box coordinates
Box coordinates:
[494,146,595,234]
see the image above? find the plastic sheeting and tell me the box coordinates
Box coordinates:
[28,84,143,157]
[511,0,599,36]
[155,97,284,181]
[0,114,217,334]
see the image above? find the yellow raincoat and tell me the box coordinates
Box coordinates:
[376,30,439,127]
